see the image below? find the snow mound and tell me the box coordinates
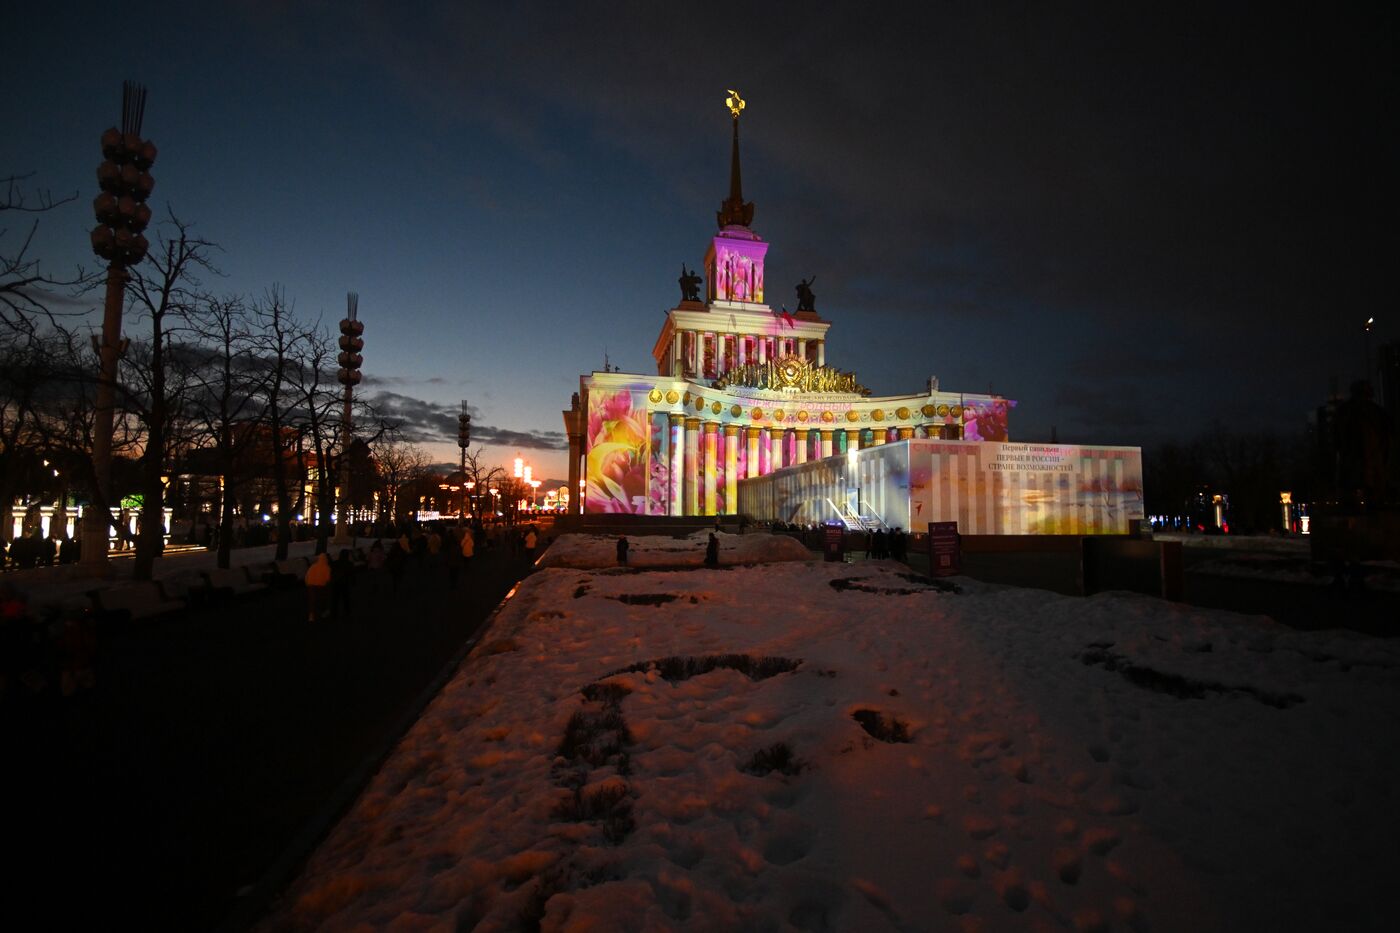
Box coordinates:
[537,530,814,569]
[264,561,1400,932]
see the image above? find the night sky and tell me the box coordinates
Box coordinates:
[6,3,1395,481]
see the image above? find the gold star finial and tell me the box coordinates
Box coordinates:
[725,89,746,118]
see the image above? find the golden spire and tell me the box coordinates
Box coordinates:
[717,88,754,228]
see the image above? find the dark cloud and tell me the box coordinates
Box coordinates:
[367,390,566,450]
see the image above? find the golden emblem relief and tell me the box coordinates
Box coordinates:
[684,391,692,405]
[797,410,809,422]
[937,404,949,417]
[751,407,764,420]
[730,404,742,417]
[666,390,680,404]
[648,388,663,403]
[846,410,860,422]
[821,410,835,423]
[773,409,785,422]
[711,355,869,396]
[711,401,722,414]
[872,409,885,421]
[922,404,936,417]
[896,406,910,420]
[694,396,705,410]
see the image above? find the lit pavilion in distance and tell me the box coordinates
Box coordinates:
[563,92,1142,532]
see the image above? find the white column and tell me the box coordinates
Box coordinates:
[798,338,807,361]
[795,429,809,465]
[672,331,683,377]
[846,429,861,452]
[669,414,684,516]
[817,341,825,367]
[769,427,785,472]
[820,430,833,459]
[685,418,700,515]
[746,427,761,479]
[758,338,767,364]
[724,425,739,514]
[703,422,719,515]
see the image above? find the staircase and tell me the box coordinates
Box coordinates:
[826,497,887,533]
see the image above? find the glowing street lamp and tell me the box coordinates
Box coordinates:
[513,456,524,479]
[529,478,541,510]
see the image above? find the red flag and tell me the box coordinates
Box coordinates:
[781,308,796,329]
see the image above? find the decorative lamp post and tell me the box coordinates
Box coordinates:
[488,487,499,518]
[332,294,364,546]
[82,81,156,573]
[514,456,524,480]
[529,479,541,510]
[457,401,471,525]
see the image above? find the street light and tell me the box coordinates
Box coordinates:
[1365,317,1376,386]
[82,82,157,574]
[489,487,499,517]
[333,294,364,546]
[529,479,541,510]
[457,401,471,525]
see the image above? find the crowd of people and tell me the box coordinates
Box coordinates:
[301,521,545,623]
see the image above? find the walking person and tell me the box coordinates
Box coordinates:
[704,532,720,568]
[616,536,629,566]
[366,539,387,595]
[460,526,475,578]
[386,539,407,593]
[331,549,355,621]
[524,526,538,565]
[304,553,331,622]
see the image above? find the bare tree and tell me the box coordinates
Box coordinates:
[181,294,269,567]
[373,428,431,522]
[0,173,88,336]
[122,214,216,579]
[251,287,308,560]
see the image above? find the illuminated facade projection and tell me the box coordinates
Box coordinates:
[562,91,1143,532]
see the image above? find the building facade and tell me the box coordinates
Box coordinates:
[563,95,1013,517]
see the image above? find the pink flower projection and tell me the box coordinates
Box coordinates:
[586,389,651,513]
[963,399,1015,442]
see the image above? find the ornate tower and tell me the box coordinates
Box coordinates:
[705,90,769,306]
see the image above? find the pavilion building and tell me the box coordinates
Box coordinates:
[563,93,1142,532]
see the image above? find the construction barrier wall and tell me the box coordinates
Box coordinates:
[738,439,1144,534]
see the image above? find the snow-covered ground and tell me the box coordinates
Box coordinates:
[265,533,1398,931]
[535,530,812,569]
[1188,554,1400,594]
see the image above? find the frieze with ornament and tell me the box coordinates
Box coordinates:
[712,355,870,396]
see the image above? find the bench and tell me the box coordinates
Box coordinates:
[275,557,309,580]
[89,581,185,623]
[159,569,213,608]
[203,566,270,599]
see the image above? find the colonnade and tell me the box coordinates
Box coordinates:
[664,417,959,516]
[670,330,825,379]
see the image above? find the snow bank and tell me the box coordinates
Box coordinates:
[537,531,813,570]
[264,562,1399,932]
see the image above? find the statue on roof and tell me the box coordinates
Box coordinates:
[796,276,817,313]
[678,264,702,302]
